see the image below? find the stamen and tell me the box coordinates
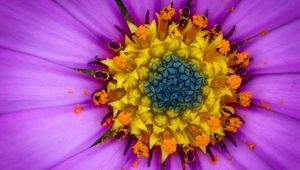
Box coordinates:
[236,52,249,66]
[208,117,221,131]
[195,133,210,148]
[101,108,113,126]
[95,71,110,80]
[211,24,222,35]
[136,25,149,41]
[160,4,176,21]
[225,117,243,132]
[145,10,150,24]
[133,140,150,158]
[192,15,208,29]
[113,56,127,69]
[93,90,109,105]
[227,74,242,90]
[237,92,252,107]
[114,128,129,140]
[206,145,215,162]
[123,134,135,155]
[117,111,132,126]
[217,39,230,55]
[184,147,195,162]
[162,138,177,154]
[224,25,236,39]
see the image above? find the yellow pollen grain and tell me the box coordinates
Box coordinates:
[238,92,252,107]
[217,39,230,55]
[160,5,175,21]
[227,75,242,90]
[74,104,84,114]
[136,25,149,41]
[192,15,208,29]
[132,159,139,168]
[93,90,109,105]
[113,56,127,69]
[236,52,249,65]
[117,111,132,126]
[225,118,243,132]
[133,140,149,158]
[195,133,210,148]
[208,117,221,131]
[162,138,177,154]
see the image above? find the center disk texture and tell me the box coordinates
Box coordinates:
[144,55,206,112]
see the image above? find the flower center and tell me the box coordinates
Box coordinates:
[144,55,206,112]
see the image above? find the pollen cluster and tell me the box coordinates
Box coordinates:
[89,3,252,167]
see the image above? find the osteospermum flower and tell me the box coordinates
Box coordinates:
[0,0,300,169]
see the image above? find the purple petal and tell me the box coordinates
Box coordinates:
[193,0,240,27]
[222,0,300,42]
[0,49,102,114]
[52,140,128,170]
[0,104,109,169]
[123,0,160,26]
[54,0,128,42]
[241,74,300,119]
[237,106,300,169]
[0,0,108,68]
[244,19,300,74]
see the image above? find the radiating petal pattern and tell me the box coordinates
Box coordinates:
[0,48,102,114]
[53,140,128,170]
[54,0,128,42]
[237,106,300,169]
[244,19,300,74]
[0,104,108,170]
[241,74,300,119]
[0,0,107,68]
[222,0,300,42]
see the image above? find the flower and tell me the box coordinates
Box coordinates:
[0,0,300,169]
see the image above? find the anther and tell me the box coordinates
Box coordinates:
[206,145,215,162]
[117,111,132,126]
[93,90,109,105]
[195,133,210,148]
[225,117,243,132]
[208,117,221,131]
[145,10,150,24]
[217,39,230,55]
[162,138,177,154]
[226,74,242,90]
[113,56,127,69]
[160,3,176,21]
[237,92,252,107]
[123,134,135,155]
[136,25,149,41]
[192,15,208,29]
[133,140,149,158]
[224,25,236,39]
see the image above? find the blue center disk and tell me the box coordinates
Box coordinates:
[144,55,206,112]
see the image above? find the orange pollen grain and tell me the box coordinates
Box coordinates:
[259,30,268,36]
[74,104,84,114]
[217,39,230,55]
[113,56,127,69]
[225,118,243,132]
[82,90,88,95]
[117,111,132,126]
[192,15,208,29]
[160,5,175,21]
[162,138,177,153]
[208,117,221,131]
[236,52,249,65]
[93,90,109,105]
[136,25,149,41]
[230,6,235,12]
[227,75,242,90]
[238,92,252,107]
[133,141,149,158]
[195,133,210,148]
[248,143,255,150]
[132,159,139,168]
[67,91,74,94]
[259,101,271,110]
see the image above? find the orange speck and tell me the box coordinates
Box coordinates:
[162,138,177,154]
[192,15,208,29]
[259,30,268,36]
[259,101,271,110]
[82,90,88,95]
[113,56,127,69]
[279,99,283,105]
[217,39,230,55]
[117,111,132,126]
[160,4,176,21]
[248,143,255,150]
[67,91,74,94]
[132,159,139,168]
[136,25,149,41]
[74,104,84,114]
[226,155,233,163]
[227,74,242,90]
[230,6,235,12]
[238,92,252,107]
[208,117,221,131]
[210,155,220,164]
[101,117,112,127]
[121,168,126,170]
